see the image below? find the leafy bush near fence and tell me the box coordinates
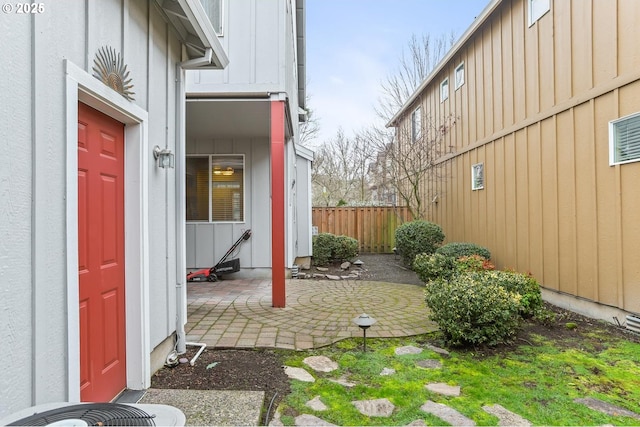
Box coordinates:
[394,220,445,267]
[413,253,494,283]
[486,270,543,318]
[425,272,523,346]
[333,235,359,261]
[436,242,491,260]
[413,253,458,282]
[312,233,358,266]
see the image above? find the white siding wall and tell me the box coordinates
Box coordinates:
[0,0,183,417]
[187,0,283,93]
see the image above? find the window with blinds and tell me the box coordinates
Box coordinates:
[610,113,640,165]
[186,154,244,222]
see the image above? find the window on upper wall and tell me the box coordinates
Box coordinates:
[411,106,422,142]
[186,154,245,222]
[472,163,484,190]
[609,112,640,165]
[440,78,449,102]
[455,62,465,90]
[200,0,223,35]
[528,0,550,26]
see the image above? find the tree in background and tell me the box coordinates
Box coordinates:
[368,31,457,218]
[311,128,374,206]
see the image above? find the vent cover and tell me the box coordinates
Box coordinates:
[626,315,640,334]
[7,403,155,426]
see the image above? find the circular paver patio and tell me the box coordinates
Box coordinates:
[186,279,436,349]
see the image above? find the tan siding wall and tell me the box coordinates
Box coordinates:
[396,0,640,314]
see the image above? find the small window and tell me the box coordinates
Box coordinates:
[609,112,640,165]
[472,163,484,190]
[411,106,422,142]
[440,78,449,102]
[455,62,465,90]
[186,154,245,222]
[528,0,550,26]
[200,0,223,35]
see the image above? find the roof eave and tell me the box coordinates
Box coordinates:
[386,0,503,128]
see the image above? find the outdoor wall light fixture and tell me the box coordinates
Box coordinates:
[352,313,376,352]
[153,145,175,169]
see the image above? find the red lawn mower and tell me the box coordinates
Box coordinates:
[186,229,252,282]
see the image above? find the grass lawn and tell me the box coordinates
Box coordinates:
[276,308,640,426]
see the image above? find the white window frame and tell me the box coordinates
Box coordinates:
[440,78,449,102]
[609,112,640,166]
[199,0,224,35]
[186,153,246,223]
[455,62,465,90]
[411,106,422,142]
[528,0,550,27]
[472,163,484,190]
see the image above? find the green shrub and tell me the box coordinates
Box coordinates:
[413,253,495,283]
[456,255,495,273]
[425,272,523,346]
[333,235,358,261]
[436,242,491,260]
[413,253,457,282]
[312,233,359,266]
[395,220,445,267]
[312,233,336,266]
[486,270,542,317]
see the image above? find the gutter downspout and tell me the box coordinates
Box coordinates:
[173,47,214,360]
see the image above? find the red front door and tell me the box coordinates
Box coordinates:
[78,102,126,402]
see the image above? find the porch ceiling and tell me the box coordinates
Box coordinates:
[186,99,271,139]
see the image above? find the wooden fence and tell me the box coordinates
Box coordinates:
[312,206,413,253]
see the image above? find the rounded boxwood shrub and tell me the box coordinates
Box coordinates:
[436,242,491,260]
[425,272,523,346]
[312,233,335,266]
[312,233,359,266]
[333,235,359,261]
[395,220,445,267]
[485,270,542,317]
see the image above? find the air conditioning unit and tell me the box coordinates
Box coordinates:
[0,402,185,426]
[626,315,640,334]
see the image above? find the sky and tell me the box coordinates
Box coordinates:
[305,0,490,147]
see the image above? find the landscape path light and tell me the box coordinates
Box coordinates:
[352,313,376,352]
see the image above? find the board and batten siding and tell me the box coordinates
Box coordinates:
[398,0,640,314]
[0,0,184,415]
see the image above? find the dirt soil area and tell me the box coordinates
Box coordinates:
[308,252,425,286]
[151,254,640,424]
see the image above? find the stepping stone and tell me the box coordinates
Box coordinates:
[416,359,442,369]
[328,377,356,387]
[574,397,640,420]
[380,367,396,376]
[352,398,395,417]
[306,396,328,411]
[295,414,336,426]
[425,344,450,356]
[284,366,315,382]
[316,267,329,272]
[406,420,427,426]
[483,404,532,426]
[326,274,341,280]
[420,400,475,426]
[425,382,461,396]
[304,356,338,372]
[395,345,423,355]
